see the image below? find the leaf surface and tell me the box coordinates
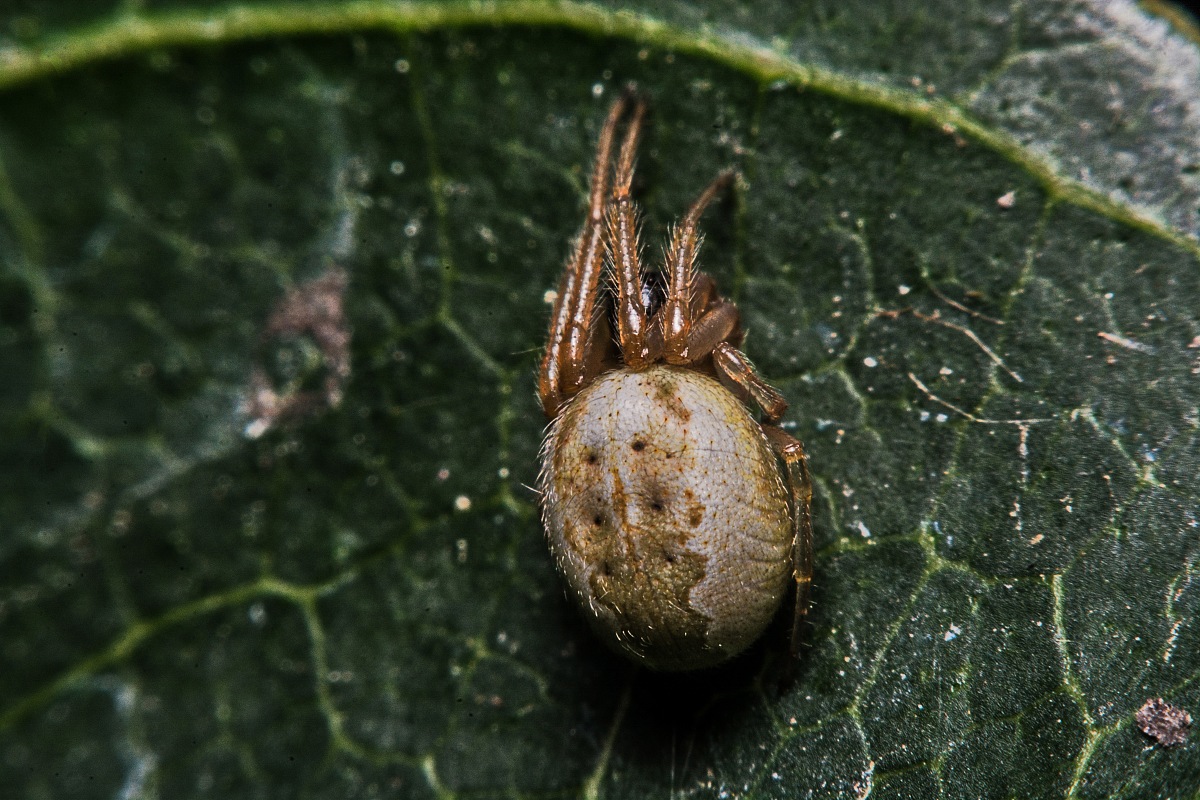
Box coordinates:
[1,2,1198,798]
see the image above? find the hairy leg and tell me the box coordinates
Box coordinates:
[539,94,631,417]
[661,171,735,365]
[607,98,652,369]
[712,342,788,422]
[762,425,814,662]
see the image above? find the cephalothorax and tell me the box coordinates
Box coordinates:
[538,93,813,671]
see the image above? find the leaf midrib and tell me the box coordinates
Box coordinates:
[2,0,1194,257]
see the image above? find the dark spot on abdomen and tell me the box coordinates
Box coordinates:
[653,377,692,422]
[683,489,705,528]
[642,481,669,514]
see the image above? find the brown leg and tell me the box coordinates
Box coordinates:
[690,272,747,347]
[607,99,652,369]
[711,342,788,422]
[661,171,735,365]
[680,300,738,364]
[539,94,631,417]
[643,273,720,365]
[762,425,813,662]
[689,273,719,316]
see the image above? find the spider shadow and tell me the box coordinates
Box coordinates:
[607,607,815,784]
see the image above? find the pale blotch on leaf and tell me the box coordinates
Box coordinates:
[1136,698,1192,747]
[244,266,351,439]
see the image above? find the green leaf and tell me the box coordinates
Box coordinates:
[2,2,1198,797]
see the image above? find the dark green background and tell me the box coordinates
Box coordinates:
[1,2,1197,798]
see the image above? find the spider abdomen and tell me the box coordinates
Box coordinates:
[540,365,793,671]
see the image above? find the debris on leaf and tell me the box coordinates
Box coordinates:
[1136,698,1191,747]
[996,190,1016,208]
[243,266,351,439]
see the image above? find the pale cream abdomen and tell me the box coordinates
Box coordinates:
[540,365,793,670]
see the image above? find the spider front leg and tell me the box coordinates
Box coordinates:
[661,170,736,365]
[606,98,654,369]
[539,94,636,418]
[762,425,814,661]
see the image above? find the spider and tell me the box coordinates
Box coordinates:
[537,92,813,671]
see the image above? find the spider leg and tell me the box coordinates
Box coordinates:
[539,94,631,417]
[761,425,814,662]
[662,170,735,365]
[648,271,743,356]
[607,98,652,369]
[676,297,739,367]
[712,342,788,422]
[689,273,718,316]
